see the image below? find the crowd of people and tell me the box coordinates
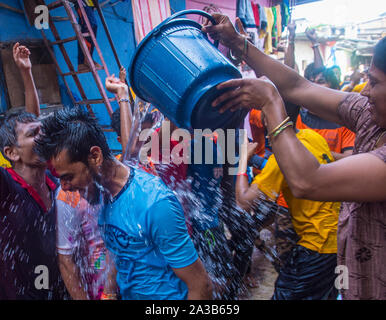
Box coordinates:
[0,10,385,300]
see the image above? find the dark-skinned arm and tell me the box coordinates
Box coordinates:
[305,28,324,70]
[211,76,386,203]
[173,259,213,300]
[13,43,40,116]
[284,22,296,70]
[202,14,348,125]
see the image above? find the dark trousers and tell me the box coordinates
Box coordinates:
[75,4,98,65]
[272,245,338,300]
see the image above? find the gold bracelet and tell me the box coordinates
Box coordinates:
[272,121,293,138]
[267,117,290,138]
[267,121,293,146]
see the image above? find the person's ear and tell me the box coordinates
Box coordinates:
[88,146,103,168]
[3,146,19,163]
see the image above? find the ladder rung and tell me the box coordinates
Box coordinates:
[51,36,77,45]
[48,0,63,10]
[51,33,90,46]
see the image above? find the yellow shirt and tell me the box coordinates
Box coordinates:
[0,153,11,168]
[252,129,339,254]
[353,82,367,93]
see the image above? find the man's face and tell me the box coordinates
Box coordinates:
[313,72,329,88]
[361,62,386,128]
[14,121,46,167]
[51,149,100,203]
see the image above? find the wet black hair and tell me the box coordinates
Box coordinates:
[34,107,114,165]
[304,62,326,81]
[304,63,340,89]
[0,111,38,162]
[373,36,386,74]
[111,108,121,136]
[324,67,340,90]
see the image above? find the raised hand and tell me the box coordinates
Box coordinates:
[305,28,318,44]
[287,22,296,41]
[105,74,128,98]
[13,42,32,71]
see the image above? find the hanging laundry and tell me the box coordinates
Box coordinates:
[275,4,282,38]
[237,0,257,29]
[259,2,268,30]
[251,1,260,28]
[131,0,171,43]
[264,6,273,54]
[272,5,277,48]
[281,0,291,31]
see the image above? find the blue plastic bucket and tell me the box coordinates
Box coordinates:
[129,10,246,130]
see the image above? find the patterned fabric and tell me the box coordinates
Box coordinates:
[337,93,386,300]
[131,0,171,43]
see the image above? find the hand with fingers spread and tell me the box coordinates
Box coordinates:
[212,76,283,114]
[13,42,32,71]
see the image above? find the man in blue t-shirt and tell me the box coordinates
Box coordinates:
[34,106,213,300]
[188,134,235,299]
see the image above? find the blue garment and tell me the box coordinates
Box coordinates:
[99,166,198,300]
[237,0,256,28]
[188,136,224,231]
[258,2,268,30]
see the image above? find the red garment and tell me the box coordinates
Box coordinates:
[5,168,56,213]
[251,1,260,28]
[153,128,188,190]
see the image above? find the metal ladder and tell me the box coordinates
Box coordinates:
[30,0,119,130]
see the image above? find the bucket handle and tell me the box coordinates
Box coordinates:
[153,9,219,48]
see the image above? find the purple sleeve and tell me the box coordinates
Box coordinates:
[337,93,369,133]
[370,145,386,163]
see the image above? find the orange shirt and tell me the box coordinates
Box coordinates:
[249,110,266,158]
[296,110,355,154]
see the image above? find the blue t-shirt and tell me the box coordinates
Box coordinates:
[99,166,198,300]
[188,136,224,231]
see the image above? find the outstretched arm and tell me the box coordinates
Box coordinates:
[211,76,386,203]
[13,43,40,116]
[305,28,324,70]
[105,69,132,156]
[202,14,348,125]
[284,22,296,70]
